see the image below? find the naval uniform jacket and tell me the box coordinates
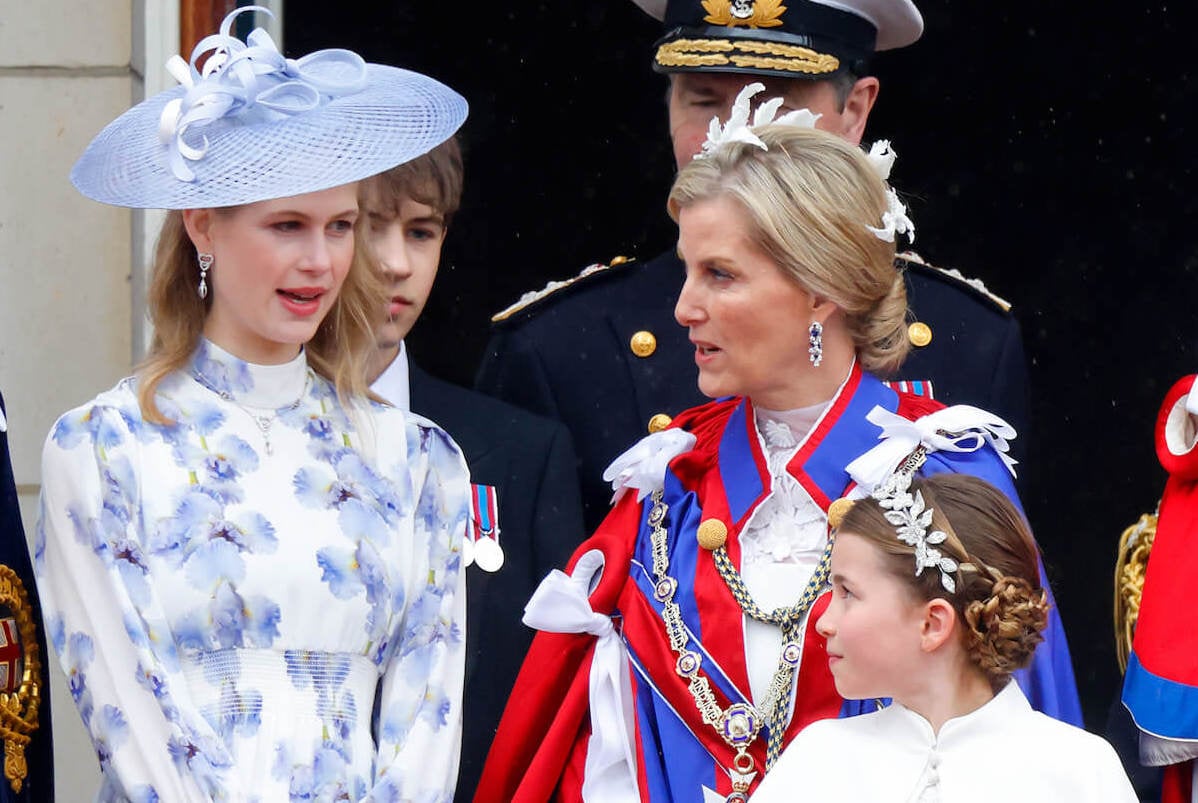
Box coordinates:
[0,391,52,802]
[1122,375,1198,801]
[407,365,587,800]
[476,249,1031,534]
[474,366,1077,803]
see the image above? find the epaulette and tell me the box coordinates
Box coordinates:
[490,256,637,324]
[897,251,1013,313]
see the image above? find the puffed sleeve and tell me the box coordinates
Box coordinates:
[1156,374,1198,479]
[35,403,238,802]
[368,422,469,802]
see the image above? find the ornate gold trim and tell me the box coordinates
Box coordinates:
[1114,510,1157,674]
[657,51,731,69]
[0,567,41,793]
[702,0,787,29]
[656,38,839,75]
[490,257,638,324]
[733,40,840,72]
[662,37,735,54]
[729,54,837,74]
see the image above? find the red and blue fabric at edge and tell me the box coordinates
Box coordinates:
[1123,375,1198,802]
[476,364,1082,803]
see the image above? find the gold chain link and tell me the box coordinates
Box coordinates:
[646,490,833,777]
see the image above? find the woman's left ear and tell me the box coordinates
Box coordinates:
[920,598,958,652]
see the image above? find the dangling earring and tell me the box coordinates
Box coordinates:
[197,253,213,299]
[808,321,823,366]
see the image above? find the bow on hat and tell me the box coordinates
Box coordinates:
[158,6,368,181]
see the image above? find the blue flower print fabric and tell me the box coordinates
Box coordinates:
[35,340,470,802]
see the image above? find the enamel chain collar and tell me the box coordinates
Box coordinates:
[646,489,831,801]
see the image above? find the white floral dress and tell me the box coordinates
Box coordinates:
[35,340,470,803]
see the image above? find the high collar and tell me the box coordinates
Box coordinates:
[883,681,1029,747]
[708,363,900,527]
[189,338,309,409]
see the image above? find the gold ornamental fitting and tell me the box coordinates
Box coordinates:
[907,322,933,348]
[630,330,658,358]
[609,255,631,265]
[648,413,673,434]
[0,566,41,794]
[827,498,855,529]
[696,518,728,550]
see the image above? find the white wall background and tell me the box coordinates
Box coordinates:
[0,0,176,797]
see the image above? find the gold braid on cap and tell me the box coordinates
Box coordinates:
[655,38,839,74]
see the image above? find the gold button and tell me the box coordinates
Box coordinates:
[630,330,657,358]
[827,498,856,529]
[610,255,631,265]
[907,322,932,348]
[647,413,673,434]
[696,518,728,550]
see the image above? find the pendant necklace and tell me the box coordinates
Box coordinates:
[191,368,312,456]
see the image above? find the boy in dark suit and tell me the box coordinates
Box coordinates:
[360,141,586,799]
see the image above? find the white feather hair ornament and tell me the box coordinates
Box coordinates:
[693,82,914,243]
[696,83,821,159]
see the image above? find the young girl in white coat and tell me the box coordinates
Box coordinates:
[752,471,1135,802]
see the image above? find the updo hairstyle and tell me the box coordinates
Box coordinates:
[667,125,909,376]
[837,473,1049,689]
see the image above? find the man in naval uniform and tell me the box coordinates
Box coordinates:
[475,0,1030,534]
[359,141,586,798]
[0,392,52,802]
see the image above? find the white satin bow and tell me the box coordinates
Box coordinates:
[602,428,697,503]
[845,404,1018,493]
[523,551,639,802]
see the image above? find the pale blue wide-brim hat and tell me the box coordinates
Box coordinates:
[71,7,467,210]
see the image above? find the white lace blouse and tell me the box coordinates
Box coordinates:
[740,402,829,705]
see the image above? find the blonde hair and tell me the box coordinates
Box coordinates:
[136,207,382,423]
[668,125,908,376]
[838,473,1049,690]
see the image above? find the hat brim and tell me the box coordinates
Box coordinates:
[70,65,467,210]
[850,0,923,51]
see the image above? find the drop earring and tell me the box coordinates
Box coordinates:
[808,321,823,366]
[197,253,213,299]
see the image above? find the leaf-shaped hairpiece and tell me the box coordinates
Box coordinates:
[871,465,959,593]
